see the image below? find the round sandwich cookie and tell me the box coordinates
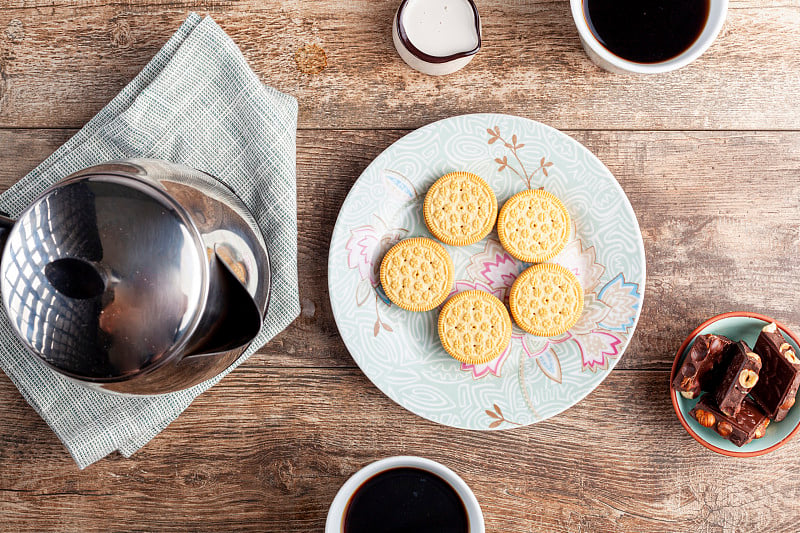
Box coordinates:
[423,171,498,247]
[497,189,570,263]
[380,237,454,312]
[509,263,584,337]
[438,290,512,365]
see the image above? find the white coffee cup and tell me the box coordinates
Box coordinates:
[570,0,728,74]
[325,456,485,533]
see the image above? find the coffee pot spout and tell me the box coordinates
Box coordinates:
[182,250,264,359]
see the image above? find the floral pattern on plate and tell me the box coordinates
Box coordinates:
[329,114,646,430]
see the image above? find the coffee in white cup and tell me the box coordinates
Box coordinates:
[571,0,728,74]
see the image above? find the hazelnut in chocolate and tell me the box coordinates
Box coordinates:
[751,322,800,422]
[690,395,770,447]
[713,340,761,416]
[672,334,732,399]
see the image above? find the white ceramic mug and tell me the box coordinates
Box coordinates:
[570,0,728,74]
[325,456,486,533]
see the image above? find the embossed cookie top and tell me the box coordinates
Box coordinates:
[380,237,454,312]
[497,189,570,263]
[438,290,512,365]
[509,263,584,337]
[423,172,498,247]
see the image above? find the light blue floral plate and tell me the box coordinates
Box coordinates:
[328,114,646,429]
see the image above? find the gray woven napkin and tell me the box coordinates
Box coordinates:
[0,13,299,468]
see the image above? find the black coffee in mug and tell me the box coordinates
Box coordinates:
[343,467,468,533]
[583,0,711,64]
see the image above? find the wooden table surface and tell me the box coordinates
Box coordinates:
[2,1,800,531]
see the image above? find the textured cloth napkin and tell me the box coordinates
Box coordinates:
[0,13,299,468]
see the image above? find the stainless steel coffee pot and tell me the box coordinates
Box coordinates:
[0,159,270,395]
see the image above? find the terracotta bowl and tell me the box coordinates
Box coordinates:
[670,311,800,457]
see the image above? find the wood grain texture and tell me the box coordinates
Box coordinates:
[3,128,799,371]
[2,366,800,532]
[3,0,800,531]
[0,1,800,130]
[2,127,800,530]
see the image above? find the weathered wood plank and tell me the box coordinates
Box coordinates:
[1,1,799,130]
[2,128,798,371]
[278,128,800,371]
[0,367,798,532]
[2,2,799,532]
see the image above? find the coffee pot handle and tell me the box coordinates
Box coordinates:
[0,213,15,252]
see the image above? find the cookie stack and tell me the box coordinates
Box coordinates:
[379,171,584,365]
